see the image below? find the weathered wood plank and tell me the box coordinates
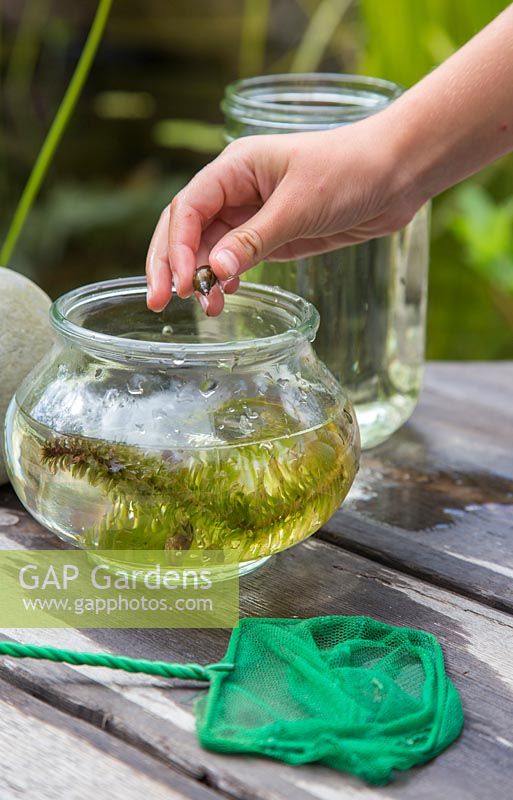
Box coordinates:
[321,362,513,611]
[1,362,513,798]
[1,537,513,800]
[0,676,224,799]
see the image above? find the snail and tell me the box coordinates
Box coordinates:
[193,265,218,296]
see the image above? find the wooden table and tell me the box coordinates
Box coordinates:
[0,362,512,799]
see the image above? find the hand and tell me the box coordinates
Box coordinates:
[145,114,420,315]
[147,4,513,316]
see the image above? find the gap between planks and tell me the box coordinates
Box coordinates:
[1,536,513,799]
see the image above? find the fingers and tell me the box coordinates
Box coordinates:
[223,277,240,294]
[146,206,173,311]
[168,153,262,298]
[146,135,298,313]
[195,218,228,316]
[195,217,240,315]
[209,183,300,281]
[196,282,224,316]
[145,193,246,317]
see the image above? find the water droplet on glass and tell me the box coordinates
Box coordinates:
[162,324,174,337]
[173,358,185,366]
[152,409,168,420]
[277,378,289,387]
[135,423,145,432]
[246,408,259,420]
[199,379,218,398]
[95,368,103,379]
[217,356,238,372]
[127,376,144,395]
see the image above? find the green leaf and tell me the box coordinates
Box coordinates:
[358,0,509,86]
[449,184,513,293]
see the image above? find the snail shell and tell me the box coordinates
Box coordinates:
[193,266,218,296]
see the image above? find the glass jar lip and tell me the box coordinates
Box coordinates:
[222,73,403,130]
[50,277,320,364]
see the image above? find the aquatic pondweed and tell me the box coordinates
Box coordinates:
[5,278,360,576]
[38,403,357,561]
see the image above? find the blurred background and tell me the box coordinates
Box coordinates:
[1,0,512,359]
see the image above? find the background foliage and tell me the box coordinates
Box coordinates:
[1,0,512,358]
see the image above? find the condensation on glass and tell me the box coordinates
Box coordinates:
[223,74,429,448]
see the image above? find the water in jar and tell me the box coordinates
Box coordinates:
[6,398,358,565]
[223,75,429,449]
[245,205,429,448]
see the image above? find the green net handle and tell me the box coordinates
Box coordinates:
[0,641,232,682]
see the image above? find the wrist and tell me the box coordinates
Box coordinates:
[373,96,438,213]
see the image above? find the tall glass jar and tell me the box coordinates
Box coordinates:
[222,74,429,449]
[5,278,359,578]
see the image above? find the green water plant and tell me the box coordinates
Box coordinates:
[40,412,354,561]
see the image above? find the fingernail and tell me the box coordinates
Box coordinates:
[197,293,210,315]
[213,249,239,278]
[223,277,238,293]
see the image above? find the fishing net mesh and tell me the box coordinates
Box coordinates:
[196,615,463,784]
[0,614,463,785]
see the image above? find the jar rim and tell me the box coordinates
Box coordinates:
[222,73,403,130]
[50,277,320,364]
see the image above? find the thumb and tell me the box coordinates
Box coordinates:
[209,188,299,280]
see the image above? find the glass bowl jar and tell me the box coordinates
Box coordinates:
[4,278,360,577]
[223,74,430,449]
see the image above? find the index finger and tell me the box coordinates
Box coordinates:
[146,205,173,312]
[168,151,261,297]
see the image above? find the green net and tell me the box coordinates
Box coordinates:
[196,616,464,784]
[0,615,463,785]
